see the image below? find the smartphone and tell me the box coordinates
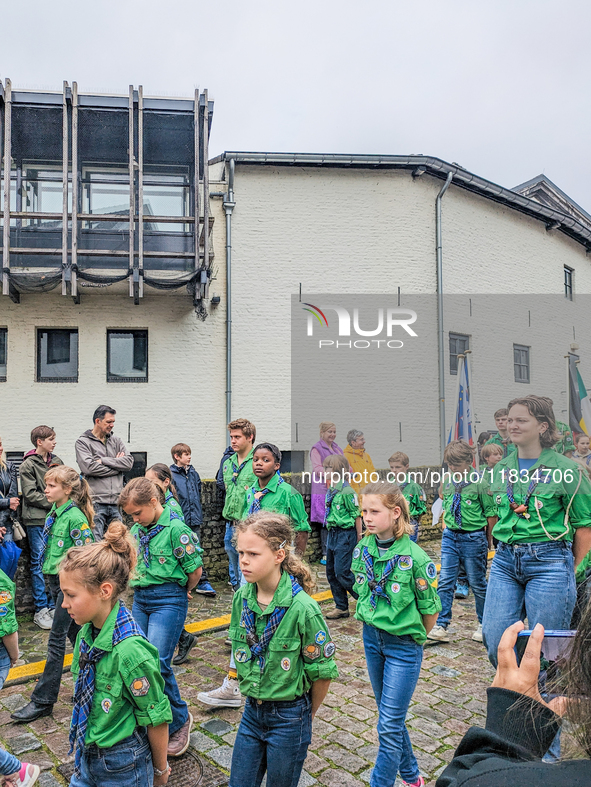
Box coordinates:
[516,630,575,667]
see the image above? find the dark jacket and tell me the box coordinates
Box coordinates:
[170,464,203,530]
[436,687,590,786]
[0,463,18,532]
[216,447,235,506]
[20,452,64,526]
[75,430,133,505]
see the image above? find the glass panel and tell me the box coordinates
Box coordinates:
[21,166,70,226]
[0,329,6,380]
[37,330,78,381]
[108,331,148,381]
[0,178,17,228]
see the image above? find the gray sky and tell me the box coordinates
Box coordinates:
[3,0,591,209]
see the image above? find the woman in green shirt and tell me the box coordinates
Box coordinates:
[228,511,338,787]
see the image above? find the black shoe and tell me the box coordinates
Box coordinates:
[173,631,198,665]
[11,701,53,723]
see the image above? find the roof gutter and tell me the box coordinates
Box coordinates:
[223,158,236,438]
[212,152,591,252]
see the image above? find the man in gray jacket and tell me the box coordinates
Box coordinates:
[75,405,133,538]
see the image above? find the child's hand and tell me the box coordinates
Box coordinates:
[187,590,193,601]
[153,766,171,786]
[2,772,20,787]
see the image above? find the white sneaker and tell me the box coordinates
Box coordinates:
[197,676,242,707]
[427,625,450,643]
[33,608,52,630]
[47,608,55,620]
[8,762,41,786]
[472,623,483,642]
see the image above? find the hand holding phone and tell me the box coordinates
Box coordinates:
[491,621,546,705]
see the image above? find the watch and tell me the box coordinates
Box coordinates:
[153,762,169,777]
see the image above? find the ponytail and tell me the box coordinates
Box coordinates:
[45,466,95,530]
[59,521,137,597]
[235,511,316,595]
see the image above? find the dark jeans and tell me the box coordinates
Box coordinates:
[32,574,80,707]
[132,583,188,734]
[326,528,358,610]
[26,524,51,612]
[69,728,153,787]
[93,504,121,540]
[320,526,328,556]
[229,695,312,787]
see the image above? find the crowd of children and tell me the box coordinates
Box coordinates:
[0,397,590,787]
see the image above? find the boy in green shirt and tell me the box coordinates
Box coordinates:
[388,452,427,542]
[427,441,496,646]
[322,454,362,619]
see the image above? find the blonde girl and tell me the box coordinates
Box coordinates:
[12,467,95,725]
[61,522,172,787]
[351,482,441,787]
[228,511,338,787]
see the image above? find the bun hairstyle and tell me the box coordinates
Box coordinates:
[59,521,137,597]
[234,511,315,595]
[360,481,412,539]
[146,463,179,501]
[118,476,164,509]
[45,466,95,530]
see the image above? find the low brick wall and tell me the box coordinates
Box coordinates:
[13,467,441,614]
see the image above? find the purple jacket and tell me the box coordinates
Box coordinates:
[310,440,345,524]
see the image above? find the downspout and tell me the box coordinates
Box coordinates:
[223,158,236,441]
[436,172,453,457]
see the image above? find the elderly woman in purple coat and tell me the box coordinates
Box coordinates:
[310,422,345,563]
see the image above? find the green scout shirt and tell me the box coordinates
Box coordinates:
[442,475,496,533]
[575,549,591,584]
[555,420,575,455]
[71,601,172,748]
[0,570,17,638]
[490,448,591,544]
[129,506,203,588]
[244,474,311,532]
[352,534,441,645]
[484,433,516,458]
[229,571,338,700]
[223,449,257,521]
[326,482,360,529]
[165,492,184,519]
[43,501,94,576]
[400,479,427,520]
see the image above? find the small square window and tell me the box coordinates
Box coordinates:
[107,330,148,382]
[514,344,530,383]
[37,329,78,382]
[0,328,6,381]
[449,333,469,375]
[564,266,574,300]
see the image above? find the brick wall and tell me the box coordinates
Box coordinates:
[14,468,441,614]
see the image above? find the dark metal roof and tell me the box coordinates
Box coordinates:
[212,152,591,252]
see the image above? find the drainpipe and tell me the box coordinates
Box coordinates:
[223,158,236,442]
[436,172,453,457]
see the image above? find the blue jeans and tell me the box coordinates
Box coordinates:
[229,694,312,787]
[132,583,189,734]
[363,624,423,787]
[93,504,122,541]
[326,528,358,610]
[437,528,488,628]
[26,525,51,612]
[0,746,20,776]
[482,540,576,667]
[69,729,153,787]
[225,523,242,587]
[0,643,10,692]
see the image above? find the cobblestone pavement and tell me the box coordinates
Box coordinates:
[3,548,496,786]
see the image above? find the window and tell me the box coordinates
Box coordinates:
[37,329,78,382]
[280,451,305,474]
[0,329,6,381]
[564,266,574,300]
[449,333,469,375]
[514,344,530,383]
[107,330,148,382]
[124,452,148,483]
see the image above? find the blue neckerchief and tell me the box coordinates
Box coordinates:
[165,490,174,505]
[324,481,350,524]
[506,465,547,519]
[247,474,284,514]
[232,457,250,485]
[69,602,145,777]
[450,479,471,528]
[138,523,165,568]
[240,574,302,669]
[39,501,75,567]
[362,546,401,609]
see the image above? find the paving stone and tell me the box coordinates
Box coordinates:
[410,703,448,724]
[409,728,444,754]
[443,718,470,735]
[318,768,364,787]
[430,664,462,678]
[343,703,374,721]
[189,730,218,752]
[9,732,42,755]
[1,694,27,713]
[0,711,14,726]
[331,714,369,735]
[304,751,329,774]
[38,774,61,787]
[201,717,234,736]
[298,772,316,787]
[208,744,233,769]
[425,646,461,659]
[327,729,365,749]
[44,731,74,762]
[407,717,445,741]
[435,701,471,721]
[318,745,366,772]
[28,716,59,735]
[19,750,54,771]
[222,731,237,745]
[312,719,337,737]
[433,687,468,705]
[415,750,444,773]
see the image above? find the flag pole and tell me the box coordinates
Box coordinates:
[566,352,571,435]
[448,353,464,445]
[464,349,476,466]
